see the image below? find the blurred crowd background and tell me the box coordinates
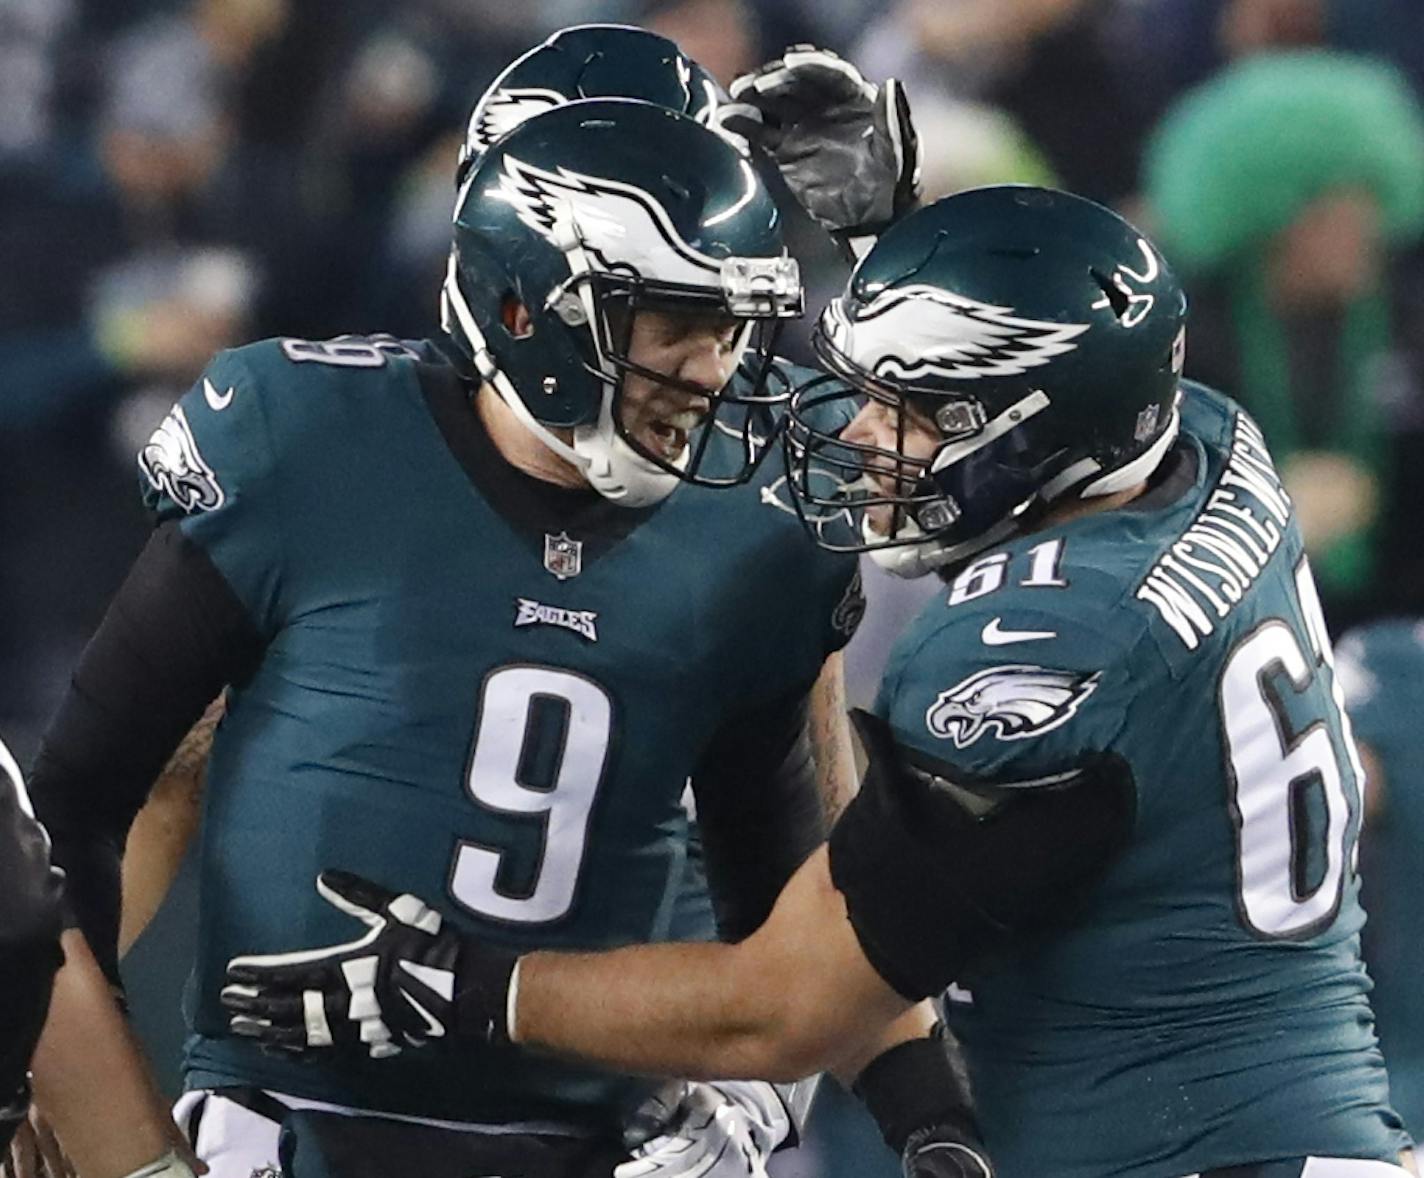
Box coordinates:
[4,0,1424,1172]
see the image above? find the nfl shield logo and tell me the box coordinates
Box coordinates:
[544,532,582,580]
[1133,403,1161,442]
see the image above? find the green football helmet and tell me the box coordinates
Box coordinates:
[456,25,727,186]
[785,185,1188,576]
[441,99,802,506]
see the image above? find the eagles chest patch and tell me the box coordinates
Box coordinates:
[925,664,1100,748]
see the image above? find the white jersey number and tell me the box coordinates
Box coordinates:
[449,665,612,924]
[1220,559,1363,939]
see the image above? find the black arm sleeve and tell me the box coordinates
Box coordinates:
[829,709,1135,1001]
[690,686,827,943]
[27,521,264,984]
[0,752,63,1139]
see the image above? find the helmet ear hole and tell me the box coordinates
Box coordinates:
[1090,268,1131,321]
[502,295,534,339]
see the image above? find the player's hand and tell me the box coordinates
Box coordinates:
[615,1081,791,1178]
[4,1105,73,1178]
[220,871,515,1059]
[718,46,921,248]
[901,1126,994,1178]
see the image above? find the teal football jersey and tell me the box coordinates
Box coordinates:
[138,335,860,1125]
[1337,620,1424,1138]
[877,383,1406,1176]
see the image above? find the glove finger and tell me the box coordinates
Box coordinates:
[715,103,764,139]
[729,57,787,101]
[677,1084,724,1127]
[767,55,874,105]
[224,955,334,991]
[219,982,306,1024]
[732,57,864,123]
[227,1013,309,1049]
[317,869,400,925]
[614,1134,710,1178]
[879,78,922,211]
[623,1081,692,1149]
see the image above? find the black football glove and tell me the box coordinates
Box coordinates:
[901,1127,993,1178]
[854,1029,994,1178]
[220,871,515,1059]
[717,46,921,252]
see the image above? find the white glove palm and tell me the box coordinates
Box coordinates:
[615,1082,791,1178]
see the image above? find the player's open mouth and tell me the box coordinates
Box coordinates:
[645,409,705,461]
[860,459,924,500]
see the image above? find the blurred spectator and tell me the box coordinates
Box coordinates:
[0,2,292,750]
[1217,0,1327,56]
[1336,620,1424,1140]
[1128,0,1424,111]
[0,0,79,165]
[0,4,297,430]
[744,0,892,59]
[1145,49,1424,624]
[855,0,1153,205]
[913,93,1055,201]
[643,0,761,85]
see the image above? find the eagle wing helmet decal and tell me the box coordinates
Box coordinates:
[467,88,566,156]
[925,664,1100,748]
[826,284,1090,382]
[491,155,725,287]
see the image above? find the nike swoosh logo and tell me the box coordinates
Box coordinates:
[203,378,234,411]
[981,617,1057,645]
[398,987,446,1037]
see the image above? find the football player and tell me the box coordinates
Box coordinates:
[107,22,921,963]
[228,187,1416,1178]
[1335,622,1424,1140]
[24,80,971,1178]
[0,739,62,1154]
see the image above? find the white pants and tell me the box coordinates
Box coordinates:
[172,1092,281,1178]
[1180,1160,1414,1178]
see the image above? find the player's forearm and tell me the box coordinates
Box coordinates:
[119,696,220,955]
[514,939,835,1081]
[833,1001,938,1085]
[29,931,183,1178]
[809,652,858,825]
[513,847,911,1080]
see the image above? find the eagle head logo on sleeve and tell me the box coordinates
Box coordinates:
[925,665,1100,748]
[139,404,226,514]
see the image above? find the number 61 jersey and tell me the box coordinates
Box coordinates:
[877,383,1407,1177]
[139,337,861,1126]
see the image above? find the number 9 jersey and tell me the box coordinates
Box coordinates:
[857,382,1406,1176]
[138,336,862,1126]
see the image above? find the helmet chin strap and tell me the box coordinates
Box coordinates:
[573,393,684,508]
[865,512,1020,580]
[1079,405,1180,497]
